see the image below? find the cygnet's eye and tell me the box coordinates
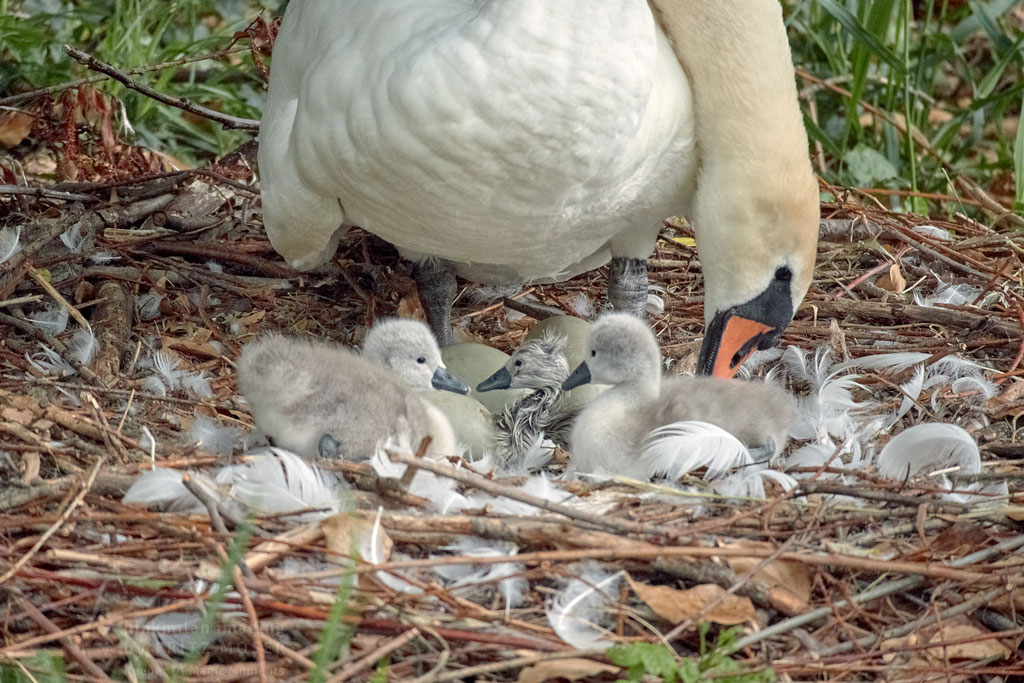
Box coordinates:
[416,356,426,364]
[514,360,522,367]
[590,350,596,357]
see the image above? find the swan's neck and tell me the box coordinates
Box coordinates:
[650,0,811,177]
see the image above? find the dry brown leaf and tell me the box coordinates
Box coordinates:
[722,541,812,614]
[925,623,1011,661]
[0,110,33,148]
[626,575,755,625]
[876,263,907,293]
[322,511,390,564]
[517,659,618,683]
[236,309,266,327]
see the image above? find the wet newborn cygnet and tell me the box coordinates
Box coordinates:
[237,319,469,461]
[477,330,577,471]
[562,313,796,479]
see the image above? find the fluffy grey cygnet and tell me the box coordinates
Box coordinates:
[477,330,576,471]
[562,313,796,478]
[237,319,469,461]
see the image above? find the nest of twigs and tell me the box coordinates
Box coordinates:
[1,135,1024,682]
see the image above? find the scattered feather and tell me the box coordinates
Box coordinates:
[713,466,797,499]
[138,292,163,321]
[893,364,926,423]
[69,326,98,365]
[216,448,347,522]
[546,563,624,649]
[141,376,168,396]
[189,415,242,456]
[26,344,75,377]
[60,222,87,253]
[644,292,664,316]
[912,225,952,241]
[123,468,205,513]
[137,611,205,658]
[835,352,931,374]
[642,421,752,481]
[181,371,214,399]
[0,226,21,265]
[568,292,595,320]
[876,423,980,483]
[28,305,69,335]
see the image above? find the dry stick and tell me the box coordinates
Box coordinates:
[330,628,420,683]
[62,46,260,131]
[363,543,1002,585]
[384,449,671,538]
[728,533,1024,654]
[0,45,250,107]
[1,598,202,653]
[0,184,97,202]
[807,299,1021,339]
[15,596,113,682]
[228,556,268,683]
[805,584,1011,662]
[27,265,90,330]
[0,455,105,586]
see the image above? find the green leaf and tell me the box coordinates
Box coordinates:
[815,0,906,73]
[845,144,900,186]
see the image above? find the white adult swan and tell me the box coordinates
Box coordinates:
[258,0,819,376]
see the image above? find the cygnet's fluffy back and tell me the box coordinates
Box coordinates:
[237,330,456,461]
[651,375,796,458]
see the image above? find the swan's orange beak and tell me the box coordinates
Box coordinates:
[698,313,775,378]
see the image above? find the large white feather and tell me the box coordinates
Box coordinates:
[876,423,980,481]
[123,468,205,513]
[642,421,752,481]
[712,466,796,499]
[546,564,623,649]
[835,352,931,375]
[217,448,346,522]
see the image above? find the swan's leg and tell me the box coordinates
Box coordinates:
[413,256,457,346]
[608,257,648,316]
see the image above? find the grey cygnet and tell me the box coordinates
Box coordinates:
[237,319,468,461]
[562,313,795,479]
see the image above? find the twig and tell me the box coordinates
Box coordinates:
[0,45,250,107]
[0,184,98,202]
[384,449,670,538]
[15,596,113,682]
[62,45,260,131]
[728,533,1024,653]
[0,454,106,586]
[331,628,420,682]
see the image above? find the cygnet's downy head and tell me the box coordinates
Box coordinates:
[563,313,660,390]
[477,330,569,392]
[362,318,469,394]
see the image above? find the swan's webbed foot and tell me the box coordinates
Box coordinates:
[608,257,648,316]
[413,257,458,346]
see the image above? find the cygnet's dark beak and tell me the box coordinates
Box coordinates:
[562,361,591,391]
[432,367,470,394]
[477,366,511,392]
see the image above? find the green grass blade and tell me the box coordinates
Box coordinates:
[816,0,906,73]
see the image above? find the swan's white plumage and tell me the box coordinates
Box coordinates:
[259,0,819,332]
[261,1,694,281]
